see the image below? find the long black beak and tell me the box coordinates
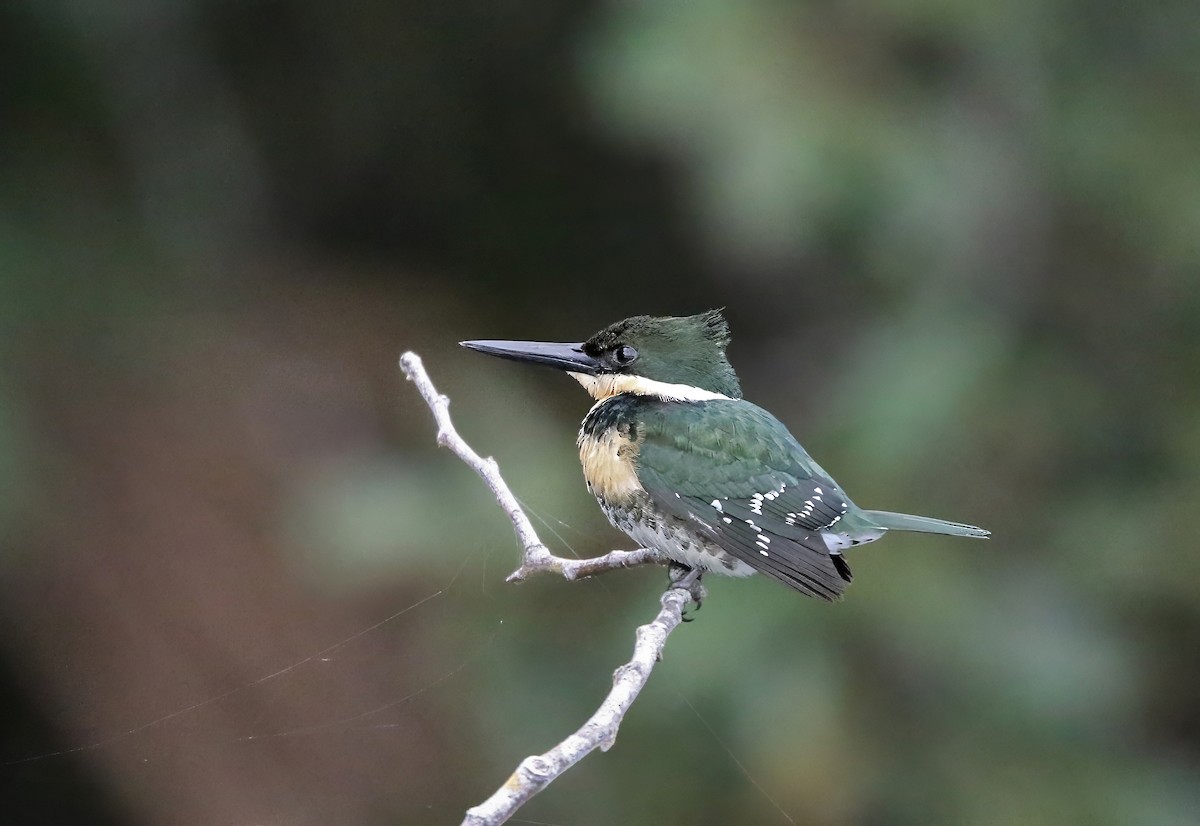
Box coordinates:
[460,339,603,375]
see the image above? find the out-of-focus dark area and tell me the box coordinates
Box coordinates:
[2,1,1198,824]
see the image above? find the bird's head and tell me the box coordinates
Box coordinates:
[461,310,742,401]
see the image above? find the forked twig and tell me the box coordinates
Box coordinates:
[399,352,691,825]
[398,352,669,582]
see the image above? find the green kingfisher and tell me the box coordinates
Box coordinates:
[461,310,988,601]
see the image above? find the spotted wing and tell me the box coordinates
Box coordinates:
[635,400,855,600]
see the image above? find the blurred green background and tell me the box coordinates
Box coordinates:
[2,1,1199,824]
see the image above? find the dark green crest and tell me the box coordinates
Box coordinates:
[582,310,742,398]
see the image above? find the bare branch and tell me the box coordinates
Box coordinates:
[398,351,693,826]
[462,586,691,826]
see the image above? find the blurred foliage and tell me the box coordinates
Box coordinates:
[2,0,1199,825]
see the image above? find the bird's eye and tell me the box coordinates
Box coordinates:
[613,344,639,365]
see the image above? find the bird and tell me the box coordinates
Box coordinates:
[461,310,988,602]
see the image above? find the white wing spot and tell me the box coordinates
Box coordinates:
[722,516,732,524]
[759,549,769,556]
[814,486,823,494]
[710,499,723,512]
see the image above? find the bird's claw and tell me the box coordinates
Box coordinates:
[668,563,706,621]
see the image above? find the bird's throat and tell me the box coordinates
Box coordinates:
[567,372,732,402]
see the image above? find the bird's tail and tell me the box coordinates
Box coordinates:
[863,510,990,539]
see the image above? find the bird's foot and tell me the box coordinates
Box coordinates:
[667,563,707,621]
